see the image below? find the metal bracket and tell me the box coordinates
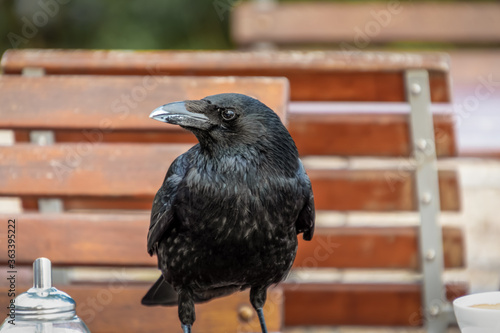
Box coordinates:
[22,67,46,77]
[38,199,64,213]
[29,130,55,146]
[406,70,453,332]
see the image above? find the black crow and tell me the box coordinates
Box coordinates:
[142,93,315,333]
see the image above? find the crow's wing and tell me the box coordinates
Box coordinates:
[147,150,192,256]
[295,159,315,241]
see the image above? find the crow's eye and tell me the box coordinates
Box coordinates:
[220,108,236,121]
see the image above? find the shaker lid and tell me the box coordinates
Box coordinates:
[14,258,76,321]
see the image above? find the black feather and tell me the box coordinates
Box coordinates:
[141,275,178,306]
[143,93,315,329]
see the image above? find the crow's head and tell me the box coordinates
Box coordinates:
[150,93,293,151]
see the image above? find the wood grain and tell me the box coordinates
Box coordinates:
[288,112,456,157]
[283,282,468,326]
[0,75,289,128]
[0,282,467,329]
[0,213,464,269]
[8,112,457,158]
[309,169,459,212]
[0,144,460,211]
[0,285,282,333]
[1,49,451,73]
[232,2,500,45]
[294,226,464,270]
[0,49,451,102]
[0,48,464,330]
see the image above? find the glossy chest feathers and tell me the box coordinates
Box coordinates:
[175,149,301,241]
[161,148,301,288]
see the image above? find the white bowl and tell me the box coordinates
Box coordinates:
[453,291,500,332]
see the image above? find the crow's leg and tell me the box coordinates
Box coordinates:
[250,286,268,333]
[256,308,268,333]
[178,288,195,333]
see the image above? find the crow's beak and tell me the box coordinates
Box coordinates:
[149,101,210,130]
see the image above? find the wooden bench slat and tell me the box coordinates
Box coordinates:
[7,113,457,158]
[283,282,467,327]
[0,281,467,333]
[0,50,451,102]
[0,282,466,329]
[0,75,288,129]
[0,285,282,333]
[0,143,190,197]
[295,226,464,270]
[311,169,459,212]
[1,49,451,73]
[15,169,460,211]
[232,2,500,45]
[289,112,456,157]
[0,213,464,269]
[0,144,460,211]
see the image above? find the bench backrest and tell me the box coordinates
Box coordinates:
[0,49,466,331]
[0,74,288,332]
[231,2,500,47]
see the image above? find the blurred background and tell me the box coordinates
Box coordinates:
[1,0,499,154]
[0,0,233,51]
[1,0,500,331]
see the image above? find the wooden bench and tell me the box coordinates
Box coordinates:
[231,1,500,158]
[0,49,466,331]
[231,1,500,48]
[0,74,288,332]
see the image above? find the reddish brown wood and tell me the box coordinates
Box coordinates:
[0,285,282,333]
[10,114,457,157]
[1,49,451,74]
[0,281,467,329]
[288,113,456,157]
[309,169,460,212]
[0,75,289,129]
[0,213,464,269]
[0,144,460,211]
[0,50,451,102]
[0,48,465,330]
[11,113,457,157]
[0,144,190,197]
[283,282,468,326]
[232,2,500,45]
[294,226,464,270]
[0,213,155,267]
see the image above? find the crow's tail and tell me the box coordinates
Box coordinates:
[141,276,178,306]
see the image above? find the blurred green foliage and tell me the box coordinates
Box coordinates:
[0,0,497,54]
[0,0,234,54]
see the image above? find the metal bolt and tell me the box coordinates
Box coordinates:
[411,83,422,95]
[425,249,436,261]
[421,192,432,204]
[238,305,254,322]
[416,139,427,151]
[429,304,441,317]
